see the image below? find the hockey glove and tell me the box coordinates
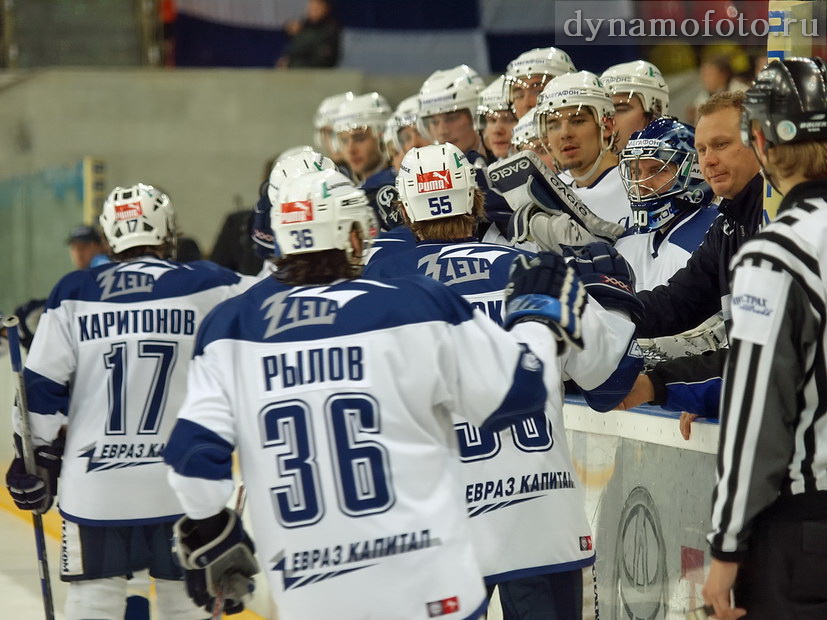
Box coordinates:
[562,242,645,322]
[5,434,64,514]
[490,152,624,246]
[504,252,587,353]
[174,508,259,615]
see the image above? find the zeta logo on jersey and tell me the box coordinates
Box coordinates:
[97,261,180,301]
[114,201,143,220]
[280,200,314,224]
[261,281,396,338]
[418,246,512,286]
[417,170,452,193]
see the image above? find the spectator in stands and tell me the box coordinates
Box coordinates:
[277,0,340,69]
[67,224,109,270]
[688,54,751,123]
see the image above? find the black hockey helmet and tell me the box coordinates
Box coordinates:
[741,57,827,148]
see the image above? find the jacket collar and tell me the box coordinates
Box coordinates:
[718,174,764,225]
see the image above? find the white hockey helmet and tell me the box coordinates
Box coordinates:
[332,92,392,137]
[313,91,354,151]
[600,60,670,116]
[386,95,420,152]
[416,65,485,138]
[535,71,615,141]
[475,76,512,131]
[267,149,336,207]
[511,108,540,151]
[504,47,576,101]
[396,143,477,223]
[272,169,376,258]
[99,183,175,254]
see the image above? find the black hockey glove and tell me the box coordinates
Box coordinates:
[5,434,64,514]
[174,508,259,615]
[562,242,645,322]
[504,252,587,353]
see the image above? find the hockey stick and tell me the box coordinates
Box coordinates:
[211,484,248,619]
[3,316,56,620]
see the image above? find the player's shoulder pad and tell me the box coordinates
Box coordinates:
[45,269,96,310]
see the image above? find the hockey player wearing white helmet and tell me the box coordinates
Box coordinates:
[418,65,485,155]
[476,76,517,160]
[510,108,558,172]
[536,71,632,228]
[365,143,643,620]
[504,47,576,119]
[601,60,670,152]
[333,92,391,185]
[6,183,251,620]
[313,91,354,166]
[164,164,588,619]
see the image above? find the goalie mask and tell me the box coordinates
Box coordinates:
[100,183,175,254]
[395,143,477,223]
[271,169,377,259]
[619,117,712,232]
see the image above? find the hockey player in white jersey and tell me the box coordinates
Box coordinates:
[163,166,592,619]
[503,47,576,120]
[333,92,392,186]
[476,76,517,161]
[600,60,669,153]
[365,143,644,619]
[510,107,558,172]
[313,91,354,170]
[535,71,633,229]
[4,184,249,620]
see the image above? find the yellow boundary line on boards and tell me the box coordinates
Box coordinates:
[0,487,265,619]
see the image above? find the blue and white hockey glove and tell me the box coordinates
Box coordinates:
[504,252,587,353]
[5,434,64,514]
[174,508,259,615]
[562,242,645,322]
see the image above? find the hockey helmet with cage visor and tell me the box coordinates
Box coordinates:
[619,117,712,232]
[99,183,176,255]
[272,169,377,260]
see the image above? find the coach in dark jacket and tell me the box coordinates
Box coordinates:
[619,91,763,417]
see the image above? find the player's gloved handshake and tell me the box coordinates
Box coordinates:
[174,507,259,615]
[504,251,587,354]
[488,151,624,252]
[5,433,64,514]
[562,243,644,322]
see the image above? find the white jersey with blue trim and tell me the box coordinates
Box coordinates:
[362,241,636,582]
[569,166,632,230]
[166,274,554,620]
[615,207,720,291]
[20,257,249,525]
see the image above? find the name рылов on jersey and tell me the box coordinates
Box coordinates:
[77,308,196,342]
[262,345,367,390]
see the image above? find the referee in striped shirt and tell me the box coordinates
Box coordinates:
[702,58,827,619]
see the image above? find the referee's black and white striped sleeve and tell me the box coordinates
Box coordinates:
[708,226,825,562]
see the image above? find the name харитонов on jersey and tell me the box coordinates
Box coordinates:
[77,308,196,341]
[263,346,365,390]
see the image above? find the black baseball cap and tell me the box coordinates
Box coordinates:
[67,225,102,244]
